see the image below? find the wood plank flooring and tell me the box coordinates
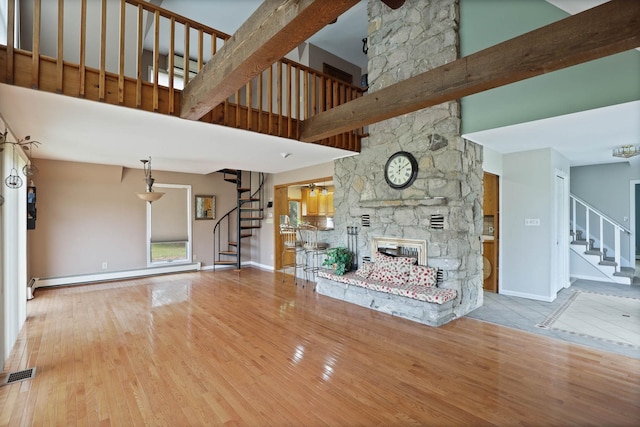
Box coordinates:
[1,268,639,426]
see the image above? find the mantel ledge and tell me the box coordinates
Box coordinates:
[359,197,447,208]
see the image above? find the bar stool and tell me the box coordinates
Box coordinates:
[280,224,304,285]
[298,224,329,286]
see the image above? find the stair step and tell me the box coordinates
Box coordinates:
[219,251,237,256]
[614,267,635,278]
[224,178,239,184]
[241,225,261,230]
[240,208,263,212]
[214,261,237,266]
[240,216,264,221]
[584,250,602,256]
[237,187,251,192]
[239,198,260,202]
[229,242,238,247]
[571,239,588,246]
[598,260,617,267]
[240,234,253,239]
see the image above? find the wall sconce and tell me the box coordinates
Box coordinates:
[1,130,40,189]
[612,145,640,159]
[136,157,165,203]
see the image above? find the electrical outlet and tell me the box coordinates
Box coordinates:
[193,254,198,261]
[102,261,108,269]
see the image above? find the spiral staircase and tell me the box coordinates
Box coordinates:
[213,170,265,270]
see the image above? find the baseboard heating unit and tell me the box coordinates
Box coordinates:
[29,262,201,297]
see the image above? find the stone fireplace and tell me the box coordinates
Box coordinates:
[371,236,428,266]
[322,0,483,319]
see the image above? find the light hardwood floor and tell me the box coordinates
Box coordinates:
[1,268,639,426]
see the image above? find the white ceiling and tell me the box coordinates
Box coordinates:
[463,101,640,167]
[1,0,637,175]
[0,84,355,174]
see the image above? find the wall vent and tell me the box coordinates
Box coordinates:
[430,214,445,230]
[436,269,444,285]
[361,214,370,227]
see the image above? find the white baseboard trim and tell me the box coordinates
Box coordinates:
[245,261,275,271]
[32,262,202,290]
[570,273,616,284]
[499,289,556,302]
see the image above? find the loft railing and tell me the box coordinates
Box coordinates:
[570,193,632,271]
[0,0,364,151]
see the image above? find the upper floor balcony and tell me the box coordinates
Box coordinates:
[0,0,365,153]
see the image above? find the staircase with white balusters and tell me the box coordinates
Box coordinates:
[570,194,634,284]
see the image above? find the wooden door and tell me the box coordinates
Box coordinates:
[483,172,499,292]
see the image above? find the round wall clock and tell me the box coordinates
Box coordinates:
[384,151,418,189]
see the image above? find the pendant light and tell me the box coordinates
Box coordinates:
[5,143,23,189]
[21,136,40,177]
[136,157,165,203]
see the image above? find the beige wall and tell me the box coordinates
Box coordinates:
[27,159,236,278]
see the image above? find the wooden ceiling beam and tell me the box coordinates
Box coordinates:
[300,0,640,143]
[381,0,405,10]
[180,0,359,121]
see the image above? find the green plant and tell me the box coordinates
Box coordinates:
[322,247,354,276]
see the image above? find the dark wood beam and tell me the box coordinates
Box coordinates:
[180,0,359,121]
[381,0,405,10]
[300,0,640,143]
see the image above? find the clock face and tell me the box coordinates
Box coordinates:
[384,151,418,189]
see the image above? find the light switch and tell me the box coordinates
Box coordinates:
[525,218,540,226]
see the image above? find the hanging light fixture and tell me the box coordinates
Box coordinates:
[21,136,40,177]
[1,131,41,187]
[612,145,640,159]
[136,157,165,203]
[308,183,316,197]
[5,143,23,189]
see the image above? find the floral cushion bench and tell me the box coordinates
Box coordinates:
[316,252,458,327]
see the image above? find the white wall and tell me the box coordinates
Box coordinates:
[570,162,636,227]
[0,120,28,368]
[501,148,569,301]
[273,161,333,186]
[482,146,503,176]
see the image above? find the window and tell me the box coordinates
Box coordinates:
[147,184,192,265]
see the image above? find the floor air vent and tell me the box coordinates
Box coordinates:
[2,367,37,386]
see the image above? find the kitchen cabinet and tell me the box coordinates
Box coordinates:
[302,188,334,217]
[302,188,318,215]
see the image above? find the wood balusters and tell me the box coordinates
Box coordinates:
[0,0,363,151]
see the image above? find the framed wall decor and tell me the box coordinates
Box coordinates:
[195,195,215,220]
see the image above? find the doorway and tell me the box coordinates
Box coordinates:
[482,172,499,292]
[273,176,333,271]
[552,170,569,295]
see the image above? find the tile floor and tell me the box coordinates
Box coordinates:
[467,278,640,359]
